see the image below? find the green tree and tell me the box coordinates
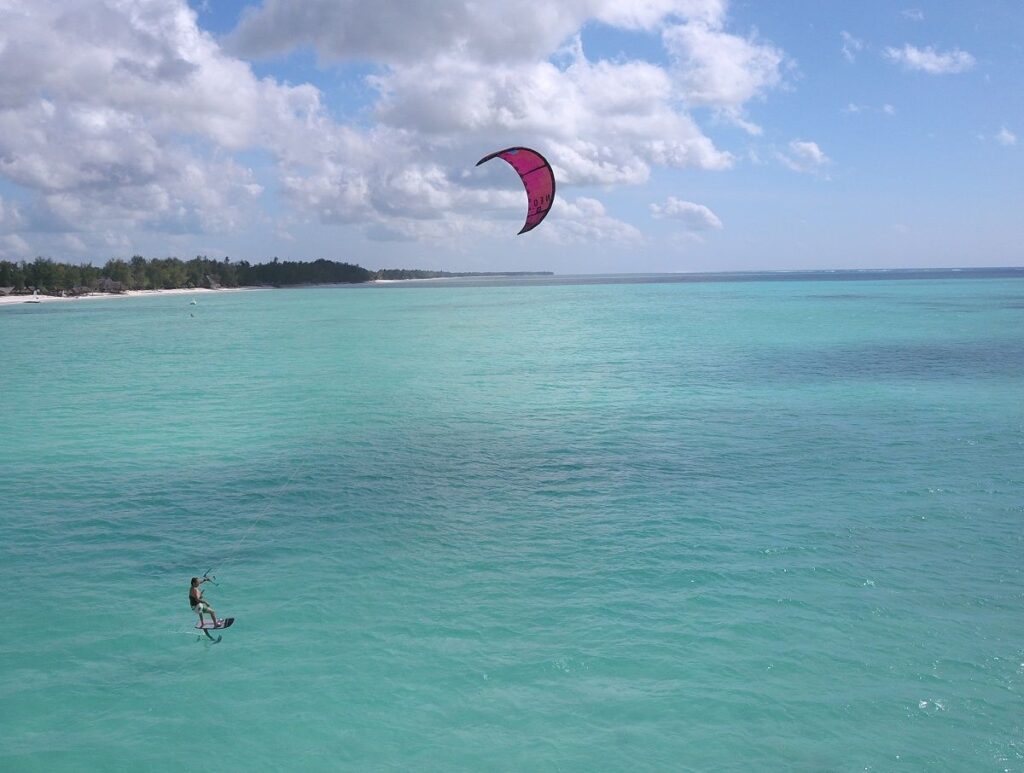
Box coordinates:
[103,259,133,287]
[130,255,148,290]
[0,260,18,288]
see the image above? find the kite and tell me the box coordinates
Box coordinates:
[476,147,555,234]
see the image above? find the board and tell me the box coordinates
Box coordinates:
[195,617,234,630]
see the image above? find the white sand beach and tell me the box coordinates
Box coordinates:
[0,280,445,306]
[0,286,263,307]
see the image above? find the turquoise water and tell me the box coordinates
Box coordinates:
[1,276,1022,771]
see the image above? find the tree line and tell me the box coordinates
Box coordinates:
[0,256,373,294]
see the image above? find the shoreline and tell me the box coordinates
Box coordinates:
[4,266,1022,307]
[0,284,311,307]
[0,277,467,306]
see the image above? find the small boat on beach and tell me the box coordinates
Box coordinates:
[25,290,42,303]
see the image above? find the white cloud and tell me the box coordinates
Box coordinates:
[901,9,925,21]
[546,197,643,244]
[996,126,1017,146]
[650,197,723,230]
[884,44,975,74]
[0,196,24,231]
[62,234,88,253]
[363,211,500,243]
[841,32,864,63]
[1,233,31,258]
[843,103,897,117]
[598,0,727,29]
[0,0,792,254]
[663,18,789,133]
[230,0,729,65]
[0,0,328,254]
[370,42,733,185]
[778,140,830,174]
[357,193,641,247]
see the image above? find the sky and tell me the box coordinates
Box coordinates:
[0,0,1020,273]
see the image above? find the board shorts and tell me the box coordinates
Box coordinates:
[193,602,210,614]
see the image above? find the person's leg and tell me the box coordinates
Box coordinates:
[206,607,218,625]
[196,602,213,625]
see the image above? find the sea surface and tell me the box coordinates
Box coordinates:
[1,271,1022,771]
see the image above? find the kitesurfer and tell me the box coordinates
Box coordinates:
[189,576,217,626]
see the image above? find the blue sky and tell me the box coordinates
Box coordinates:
[0,0,1019,273]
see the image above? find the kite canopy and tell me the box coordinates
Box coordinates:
[476,147,555,234]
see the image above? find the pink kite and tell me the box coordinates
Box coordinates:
[476,146,555,234]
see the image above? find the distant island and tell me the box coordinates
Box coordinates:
[374,269,554,280]
[0,256,553,297]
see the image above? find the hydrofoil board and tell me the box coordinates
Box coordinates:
[195,617,234,630]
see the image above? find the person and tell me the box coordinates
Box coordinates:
[189,577,217,626]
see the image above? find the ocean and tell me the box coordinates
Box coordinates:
[1,271,1022,771]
